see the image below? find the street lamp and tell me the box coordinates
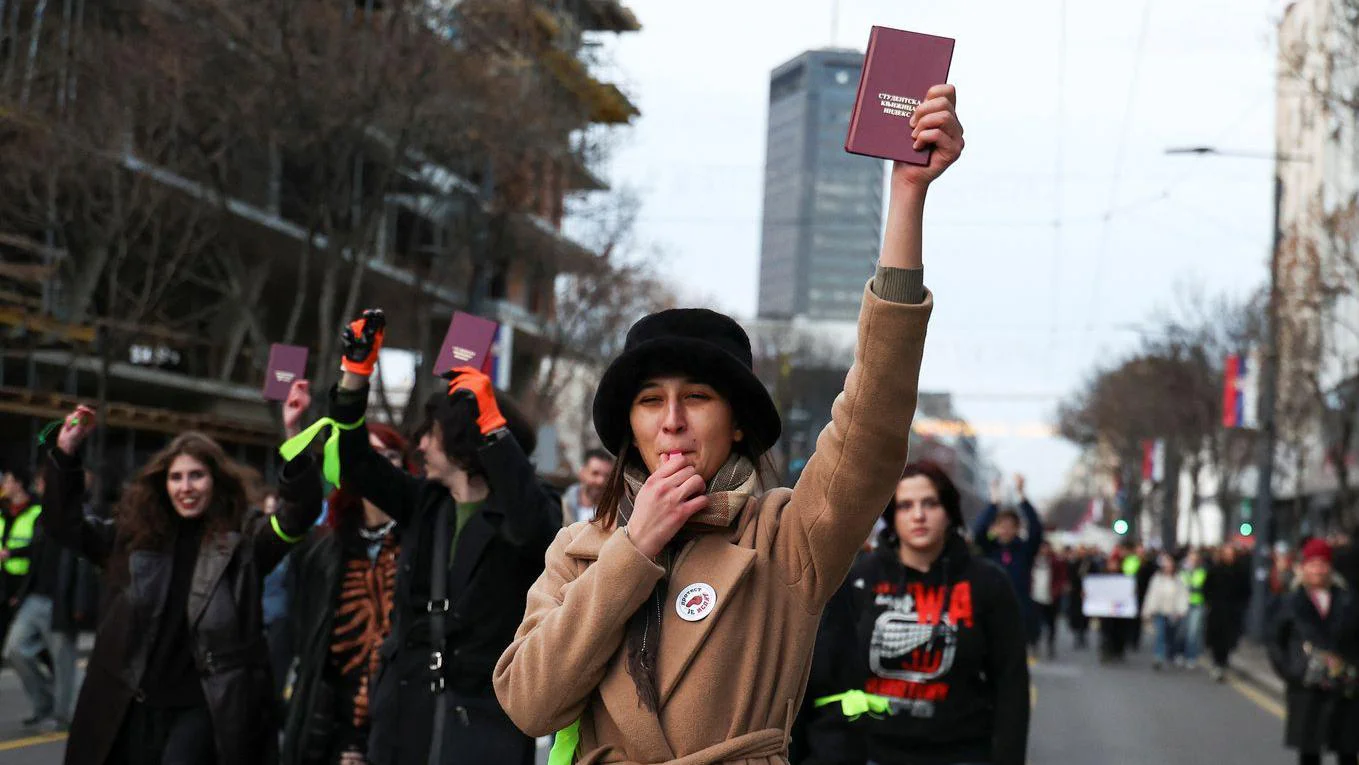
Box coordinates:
[1165,144,1294,639]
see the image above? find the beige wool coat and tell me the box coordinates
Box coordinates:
[493,284,932,764]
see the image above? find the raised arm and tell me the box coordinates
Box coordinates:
[776,84,962,604]
[446,367,559,551]
[247,452,324,574]
[325,309,422,523]
[493,527,665,737]
[973,503,1000,553]
[41,406,116,566]
[1019,499,1044,557]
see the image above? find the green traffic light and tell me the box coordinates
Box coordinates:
[1240,522,1254,536]
[1113,519,1129,535]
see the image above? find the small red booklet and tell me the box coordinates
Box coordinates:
[262,344,309,401]
[432,311,499,378]
[845,26,956,166]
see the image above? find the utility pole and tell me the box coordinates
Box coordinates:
[1166,147,1297,639]
[1246,172,1283,639]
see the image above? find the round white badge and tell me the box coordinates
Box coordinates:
[675,583,718,622]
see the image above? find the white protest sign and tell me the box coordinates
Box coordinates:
[1082,574,1138,618]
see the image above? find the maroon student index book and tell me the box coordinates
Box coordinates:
[432,311,499,378]
[262,344,309,401]
[845,26,956,166]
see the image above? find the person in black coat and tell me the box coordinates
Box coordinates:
[1065,546,1093,649]
[971,475,1043,644]
[802,462,1030,765]
[1205,544,1252,681]
[326,309,560,765]
[38,391,322,765]
[1268,539,1359,765]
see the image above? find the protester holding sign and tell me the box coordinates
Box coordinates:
[493,84,961,764]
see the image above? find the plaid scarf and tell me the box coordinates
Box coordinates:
[619,453,758,530]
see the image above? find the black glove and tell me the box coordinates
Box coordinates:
[340,309,386,376]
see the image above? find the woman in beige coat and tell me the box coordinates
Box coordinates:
[494,85,964,765]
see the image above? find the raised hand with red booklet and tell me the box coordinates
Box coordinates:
[445,366,507,436]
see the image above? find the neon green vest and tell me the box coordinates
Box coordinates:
[1122,555,1141,577]
[2,504,41,577]
[1183,567,1207,606]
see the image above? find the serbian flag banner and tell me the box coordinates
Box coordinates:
[1223,353,1243,428]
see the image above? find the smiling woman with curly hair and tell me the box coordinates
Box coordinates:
[39,382,323,765]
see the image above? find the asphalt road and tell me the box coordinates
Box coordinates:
[0,627,1292,764]
[1029,629,1289,764]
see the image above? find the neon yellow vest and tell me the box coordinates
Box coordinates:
[1122,555,1141,577]
[1183,567,1207,606]
[2,504,41,577]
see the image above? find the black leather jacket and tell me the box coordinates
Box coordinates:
[42,448,322,765]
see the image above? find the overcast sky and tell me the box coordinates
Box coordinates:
[582,0,1283,503]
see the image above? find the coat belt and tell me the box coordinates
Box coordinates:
[577,727,787,765]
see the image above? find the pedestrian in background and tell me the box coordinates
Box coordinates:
[1065,545,1094,650]
[1099,549,1133,664]
[972,474,1044,646]
[0,465,41,650]
[1030,541,1066,660]
[1205,545,1252,682]
[1268,538,1359,765]
[2,466,94,731]
[1178,548,1208,669]
[562,448,614,527]
[493,84,961,765]
[803,462,1030,765]
[1142,553,1190,670]
[1129,544,1155,652]
[41,394,322,765]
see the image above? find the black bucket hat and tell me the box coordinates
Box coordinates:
[592,308,782,455]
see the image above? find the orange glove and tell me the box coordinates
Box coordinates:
[447,366,506,436]
[340,309,386,376]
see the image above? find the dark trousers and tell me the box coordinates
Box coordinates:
[1033,602,1059,656]
[110,703,216,765]
[1100,617,1132,661]
[1300,754,1358,765]
[266,618,293,700]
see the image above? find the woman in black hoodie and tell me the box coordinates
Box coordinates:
[802,461,1030,765]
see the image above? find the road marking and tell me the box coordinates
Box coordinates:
[1228,676,1285,720]
[0,731,67,752]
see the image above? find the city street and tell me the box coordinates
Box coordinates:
[0,629,1293,764]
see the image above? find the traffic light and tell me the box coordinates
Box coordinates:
[1240,522,1254,537]
[1113,519,1130,535]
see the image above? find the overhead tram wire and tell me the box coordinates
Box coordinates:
[1047,0,1068,383]
[1082,0,1156,359]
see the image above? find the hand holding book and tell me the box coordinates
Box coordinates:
[892,83,963,195]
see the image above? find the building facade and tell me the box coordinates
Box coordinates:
[757,49,884,322]
[1273,0,1359,531]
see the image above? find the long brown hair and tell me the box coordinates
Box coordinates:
[116,432,260,550]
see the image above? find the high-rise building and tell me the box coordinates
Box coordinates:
[757,49,884,322]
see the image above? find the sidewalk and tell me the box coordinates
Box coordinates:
[1231,640,1285,699]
